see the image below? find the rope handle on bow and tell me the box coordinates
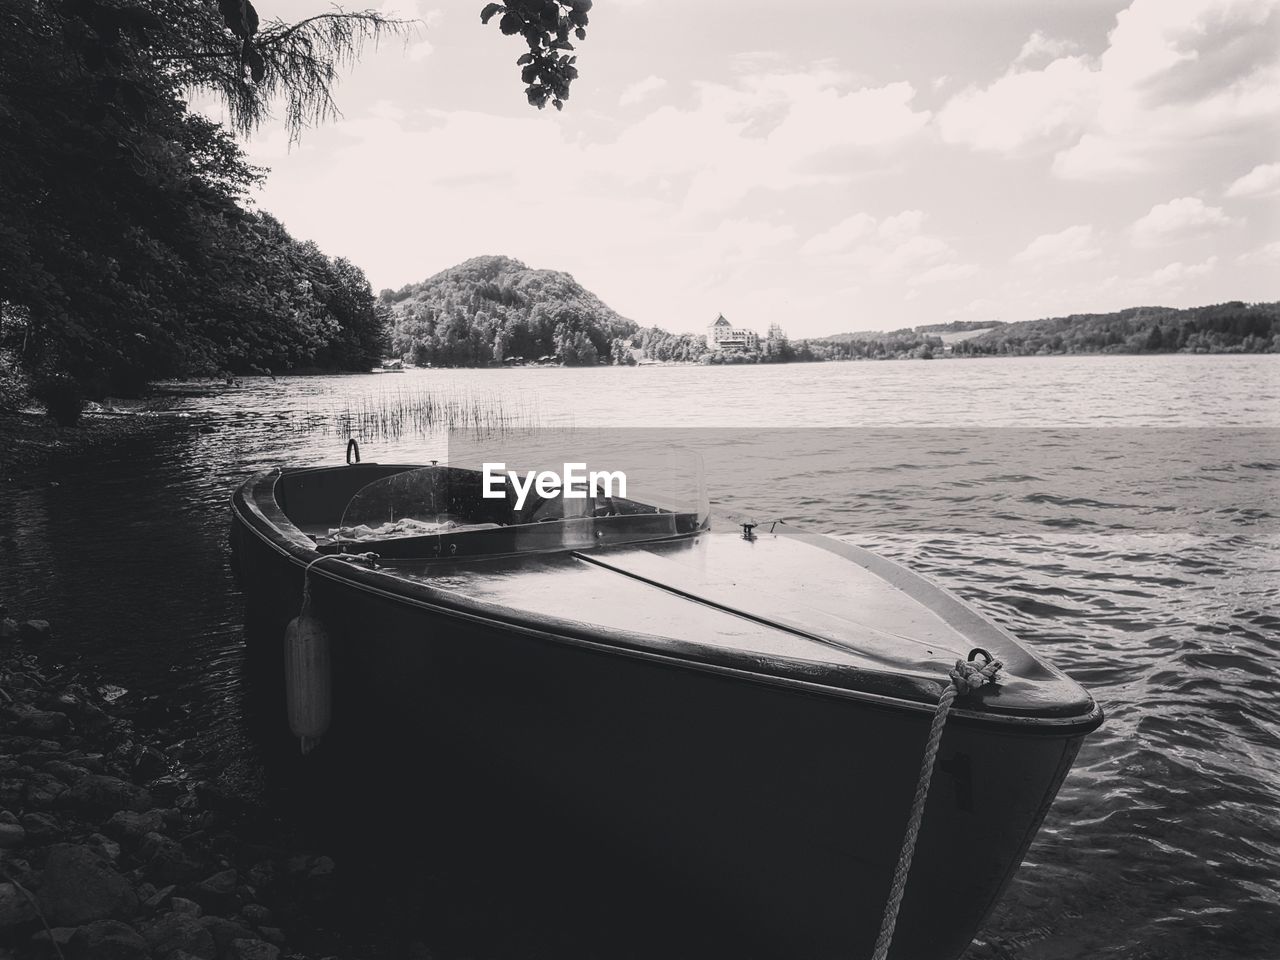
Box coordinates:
[869,648,1003,960]
[300,552,379,613]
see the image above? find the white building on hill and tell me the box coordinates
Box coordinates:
[705,314,759,351]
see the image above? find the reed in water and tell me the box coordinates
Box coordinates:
[286,386,553,441]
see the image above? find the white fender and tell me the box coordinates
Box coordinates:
[284,602,332,755]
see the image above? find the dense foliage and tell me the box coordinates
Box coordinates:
[382,256,636,366]
[0,0,408,399]
[632,328,708,364]
[0,1,588,408]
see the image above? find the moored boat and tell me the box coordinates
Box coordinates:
[230,458,1102,959]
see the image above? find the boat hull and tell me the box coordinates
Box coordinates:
[231,467,1098,959]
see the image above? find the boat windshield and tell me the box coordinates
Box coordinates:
[330,445,708,560]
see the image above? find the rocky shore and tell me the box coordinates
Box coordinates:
[0,612,350,960]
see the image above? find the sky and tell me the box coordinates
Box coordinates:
[209,0,1280,338]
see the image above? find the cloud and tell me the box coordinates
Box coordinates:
[1097,256,1219,304]
[1051,0,1280,179]
[1011,254,1223,316]
[938,1,1280,179]
[696,218,797,261]
[1131,197,1234,245]
[1013,224,1102,265]
[1140,257,1219,297]
[619,75,668,107]
[1225,161,1280,198]
[878,209,926,241]
[594,66,931,214]
[937,56,1100,153]
[800,213,876,255]
[1149,256,1217,284]
[406,38,434,62]
[802,209,967,283]
[962,297,1001,317]
[1016,31,1080,66]
[1238,241,1280,264]
[915,262,979,285]
[239,81,913,333]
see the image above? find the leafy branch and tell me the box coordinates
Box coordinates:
[480,0,591,110]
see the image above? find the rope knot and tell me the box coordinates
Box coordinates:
[949,650,1002,695]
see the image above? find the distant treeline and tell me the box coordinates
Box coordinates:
[794,332,943,361]
[952,302,1279,356]
[795,303,1279,360]
[384,279,1280,369]
[382,256,637,366]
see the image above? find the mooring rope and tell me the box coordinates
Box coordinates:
[870,648,1003,960]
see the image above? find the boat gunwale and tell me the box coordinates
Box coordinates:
[232,465,1104,737]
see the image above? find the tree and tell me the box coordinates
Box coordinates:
[1,0,596,397]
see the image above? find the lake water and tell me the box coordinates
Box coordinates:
[2,355,1278,958]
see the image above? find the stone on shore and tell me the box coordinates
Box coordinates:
[24,770,68,808]
[143,910,217,959]
[305,854,338,900]
[0,880,38,930]
[131,745,171,782]
[68,919,150,960]
[104,808,166,843]
[239,902,271,925]
[140,831,204,884]
[201,914,257,953]
[171,896,202,917]
[142,883,178,913]
[189,867,240,913]
[7,705,70,737]
[20,811,64,843]
[42,759,93,784]
[0,810,25,849]
[36,842,139,926]
[18,619,52,640]
[66,773,153,814]
[28,925,77,959]
[230,938,281,960]
[88,831,123,862]
[148,775,184,805]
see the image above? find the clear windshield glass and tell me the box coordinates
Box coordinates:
[334,433,708,557]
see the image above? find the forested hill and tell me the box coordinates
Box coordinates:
[381,256,637,366]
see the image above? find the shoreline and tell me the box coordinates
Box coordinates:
[0,413,167,482]
[0,618,353,960]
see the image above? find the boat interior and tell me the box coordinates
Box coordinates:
[276,464,706,560]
